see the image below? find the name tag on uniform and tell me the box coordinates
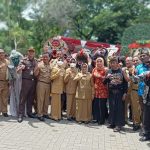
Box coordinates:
[30,70,33,75]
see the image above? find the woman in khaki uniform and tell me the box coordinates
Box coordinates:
[64,58,78,120]
[50,58,65,121]
[74,63,94,123]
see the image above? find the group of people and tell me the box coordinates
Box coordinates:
[0,46,150,142]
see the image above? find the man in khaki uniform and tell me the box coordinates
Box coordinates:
[125,57,141,131]
[0,49,9,117]
[50,58,65,121]
[34,53,51,121]
[64,58,78,120]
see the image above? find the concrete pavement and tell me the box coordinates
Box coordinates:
[0,115,149,150]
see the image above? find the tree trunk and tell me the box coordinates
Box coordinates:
[14,37,17,50]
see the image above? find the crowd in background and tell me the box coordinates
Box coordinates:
[0,46,150,142]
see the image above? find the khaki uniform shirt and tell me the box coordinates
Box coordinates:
[74,72,94,100]
[50,66,65,94]
[0,59,9,81]
[125,66,138,93]
[64,68,78,94]
[38,62,51,83]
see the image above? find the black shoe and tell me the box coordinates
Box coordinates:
[84,121,89,124]
[50,117,59,122]
[71,117,75,121]
[113,126,121,132]
[32,112,37,115]
[18,116,23,123]
[107,124,115,129]
[23,115,27,118]
[125,120,128,125]
[43,115,50,119]
[133,125,141,131]
[28,114,36,118]
[67,117,72,121]
[139,132,144,137]
[129,118,133,122]
[77,121,82,124]
[98,121,105,125]
[3,113,8,117]
[139,136,150,141]
[38,116,45,122]
[92,120,97,123]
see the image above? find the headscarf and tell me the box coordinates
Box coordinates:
[9,50,23,67]
[96,57,104,69]
[92,50,107,67]
[81,63,88,73]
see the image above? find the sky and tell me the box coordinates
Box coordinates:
[0,22,8,30]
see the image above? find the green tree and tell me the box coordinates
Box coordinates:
[0,0,31,52]
[121,23,150,55]
[0,0,150,55]
[71,0,150,44]
[26,0,78,54]
[0,0,78,54]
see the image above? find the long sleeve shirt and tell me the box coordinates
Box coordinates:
[136,64,149,96]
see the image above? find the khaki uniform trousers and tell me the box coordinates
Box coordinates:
[36,82,50,116]
[0,81,9,113]
[125,93,131,121]
[51,93,61,120]
[130,90,141,124]
[66,94,76,118]
[76,99,92,122]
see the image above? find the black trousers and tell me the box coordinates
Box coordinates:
[108,90,125,127]
[19,79,36,116]
[92,98,108,123]
[61,92,66,111]
[143,104,150,136]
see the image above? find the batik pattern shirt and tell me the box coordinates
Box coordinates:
[92,68,108,98]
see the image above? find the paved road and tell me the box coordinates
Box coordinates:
[0,115,149,150]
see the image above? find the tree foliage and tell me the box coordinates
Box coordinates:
[0,0,150,55]
[71,0,150,43]
[121,23,150,55]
